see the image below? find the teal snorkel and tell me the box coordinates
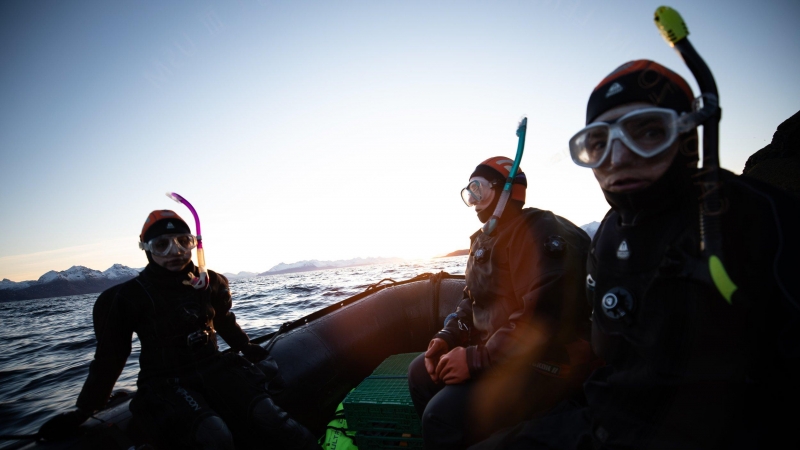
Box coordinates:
[483,117,528,236]
[166,192,209,290]
[654,6,737,303]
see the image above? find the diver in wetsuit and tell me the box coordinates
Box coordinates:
[407,157,593,450]
[469,60,800,450]
[39,210,320,450]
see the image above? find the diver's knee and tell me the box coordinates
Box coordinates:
[193,415,234,450]
[251,396,289,431]
[251,396,319,449]
[407,354,429,388]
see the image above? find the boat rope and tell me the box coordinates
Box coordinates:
[263,321,293,353]
[364,278,398,292]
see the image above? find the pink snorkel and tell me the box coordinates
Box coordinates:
[166,192,208,290]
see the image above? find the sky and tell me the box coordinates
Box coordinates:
[1,0,798,281]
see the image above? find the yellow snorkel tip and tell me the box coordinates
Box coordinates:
[709,255,738,304]
[654,6,689,47]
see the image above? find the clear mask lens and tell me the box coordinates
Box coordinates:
[461,180,485,207]
[145,234,197,256]
[569,108,681,168]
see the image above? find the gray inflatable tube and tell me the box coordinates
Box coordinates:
[264,272,466,434]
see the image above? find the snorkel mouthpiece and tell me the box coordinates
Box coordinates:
[654,6,689,46]
[483,117,527,236]
[166,192,208,289]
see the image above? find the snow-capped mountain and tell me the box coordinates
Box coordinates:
[0,265,141,301]
[103,264,141,279]
[37,266,105,284]
[261,257,404,275]
[581,221,601,239]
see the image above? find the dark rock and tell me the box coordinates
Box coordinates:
[437,249,470,258]
[742,110,800,197]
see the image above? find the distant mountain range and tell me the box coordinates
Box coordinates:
[222,271,261,280]
[2,224,601,301]
[436,249,470,258]
[0,257,407,301]
[0,265,141,302]
[225,257,407,280]
[259,257,405,276]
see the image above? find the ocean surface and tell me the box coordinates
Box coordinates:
[0,257,466,446]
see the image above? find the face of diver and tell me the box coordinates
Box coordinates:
[151,241,193,272]
[470,176,497,220]
[591,102,681,193]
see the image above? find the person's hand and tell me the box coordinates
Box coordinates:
[241,343,269,363]
[38,409,91,441]
[435,346,471,385]
[424,338,450,382]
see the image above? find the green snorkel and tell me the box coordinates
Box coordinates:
[483,117,528,236]
[654,6,737,303]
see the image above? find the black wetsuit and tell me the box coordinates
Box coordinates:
[469,169,800,450]
[408,206,592,450]
[76,262,317,449]
[585,170,800,449]
[76,263,248,409]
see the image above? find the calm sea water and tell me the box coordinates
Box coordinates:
[0,257,466,446]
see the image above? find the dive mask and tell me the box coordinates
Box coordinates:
[139,234,197,256]
[569,107,697,168]
[461,178,497,207]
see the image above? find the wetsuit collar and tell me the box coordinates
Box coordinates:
[142,260,197,287]
[473,201,524,239]
[601,159,695,225]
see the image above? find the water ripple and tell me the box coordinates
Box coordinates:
[0,258,466,444]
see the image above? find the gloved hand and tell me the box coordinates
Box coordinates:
[38,408,91,441]
[241,343,269,363]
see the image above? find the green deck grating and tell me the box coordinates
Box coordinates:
[355,431,424,450]
[343,352,423,436]
[371,352,422,376]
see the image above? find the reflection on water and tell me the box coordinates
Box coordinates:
[0,257,466,444]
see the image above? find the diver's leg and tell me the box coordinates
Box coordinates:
[200,353,319,449]
[466,401,593,450]
[420,382,473,450]
[407,352,445,417]
[131,377,235,450]
[193,415,235,450]
[250,394,320,450]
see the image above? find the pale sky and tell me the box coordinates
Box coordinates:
[1,0,798,281]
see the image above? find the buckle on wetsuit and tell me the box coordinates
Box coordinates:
[601,287,634,321]
[187,326,212,348]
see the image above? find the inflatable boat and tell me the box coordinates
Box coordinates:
[9,271,466,449]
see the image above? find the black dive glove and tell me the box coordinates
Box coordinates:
[38,408,91,441]
[241,343,269,363]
